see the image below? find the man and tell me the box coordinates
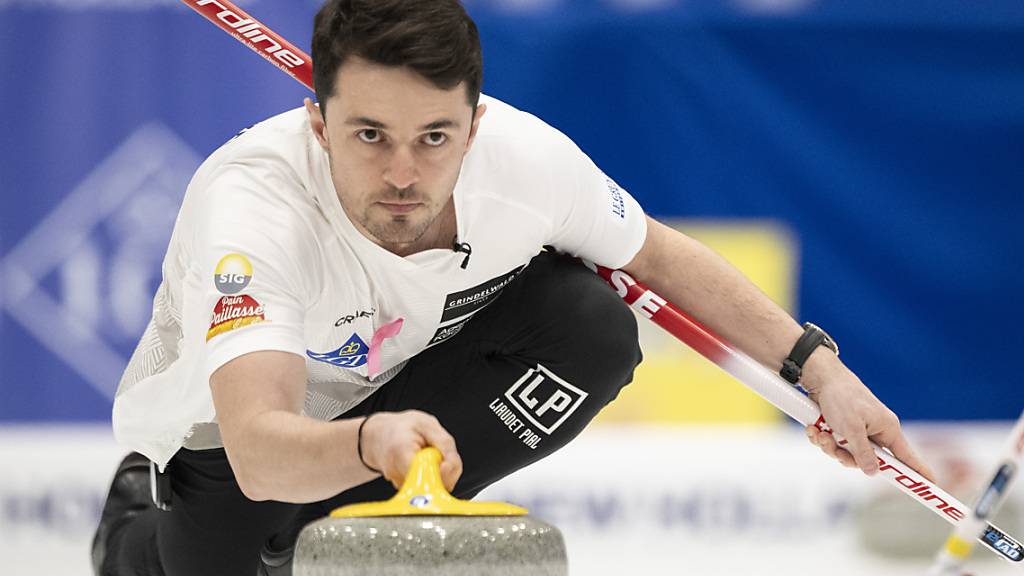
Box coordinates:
[92,0,933,574]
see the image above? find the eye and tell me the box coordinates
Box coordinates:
[357,129,382,144]
[422,132,448,147]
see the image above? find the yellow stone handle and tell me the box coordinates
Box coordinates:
[330,447,528,518]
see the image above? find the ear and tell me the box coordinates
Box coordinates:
[305,98,329,150]
[466,103,487,151]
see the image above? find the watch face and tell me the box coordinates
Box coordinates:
[822,334,839,356]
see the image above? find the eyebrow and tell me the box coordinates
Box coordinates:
[344,116,460,131]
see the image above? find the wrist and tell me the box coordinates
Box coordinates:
[357,415,382,474]
[780,322,840,388]
[800,347,846,393]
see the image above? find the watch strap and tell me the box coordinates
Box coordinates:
[780,324,828,384]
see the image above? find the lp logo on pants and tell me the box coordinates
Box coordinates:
[504,364,588,435]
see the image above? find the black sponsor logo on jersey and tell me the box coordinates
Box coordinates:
[439,266,523,323]
[503,364,588,435]
[334,308,376,326]
[426,317,471,347]
[425,266,524,348]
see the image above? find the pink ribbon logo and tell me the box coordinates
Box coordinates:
[367,317,404,378]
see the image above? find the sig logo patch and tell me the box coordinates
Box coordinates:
[214,253,253,295]
[207,294,266,341]
[504,364,588,435]
[307,334,369,368]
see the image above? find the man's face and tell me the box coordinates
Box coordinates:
[307,57,485,253]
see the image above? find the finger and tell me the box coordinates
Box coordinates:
[805,425,818,445]
[439,458,463,492]
[440,451,463,492]
[413,417,463,491]
[808,428,834,457]
[415,418,461,467]
[390,449,415,489]
[834,446,858,468]
[808,427,856,467]
[385,468,402,490]
[820,435,857,468]
[817,432,839,458]
[842,429,880,476]
[876,428,936,483]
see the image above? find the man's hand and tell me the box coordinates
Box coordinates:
[360,410,463,491]
[621,218,934,481]
[801,349,935,481]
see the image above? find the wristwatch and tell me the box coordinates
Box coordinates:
[780,322,839,385]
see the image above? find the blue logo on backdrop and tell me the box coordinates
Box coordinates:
[306,334,369,368]
[0,124,199,401]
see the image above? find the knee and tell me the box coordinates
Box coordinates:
[542,263,642,385]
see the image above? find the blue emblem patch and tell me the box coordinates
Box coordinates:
[409,495,432,508]
[307,334,369,368]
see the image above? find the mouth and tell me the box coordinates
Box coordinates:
[377,202,423,215]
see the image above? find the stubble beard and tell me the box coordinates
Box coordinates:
[361,207,434,245]
[358,186,439,247]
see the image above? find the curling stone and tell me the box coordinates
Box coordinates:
[293,448,567,576]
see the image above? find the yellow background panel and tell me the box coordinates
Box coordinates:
[595,219,797,424]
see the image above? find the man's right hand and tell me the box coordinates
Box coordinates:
[359,411,463,491]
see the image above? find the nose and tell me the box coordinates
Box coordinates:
[383,145,419,190]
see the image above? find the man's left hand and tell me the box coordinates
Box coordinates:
[801,349,936,482]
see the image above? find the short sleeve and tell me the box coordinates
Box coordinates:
[188,163,318,381]
[543,132,648,269]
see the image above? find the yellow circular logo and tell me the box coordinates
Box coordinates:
[214,253,253,295]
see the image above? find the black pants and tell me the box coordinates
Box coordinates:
[104,252,641,576]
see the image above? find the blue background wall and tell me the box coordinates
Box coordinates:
[1,0,1022,422]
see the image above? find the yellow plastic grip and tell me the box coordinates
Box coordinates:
[943,535,975,559]
[330,448,528,518]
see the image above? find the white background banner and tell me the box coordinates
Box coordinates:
[2,423,1021,575]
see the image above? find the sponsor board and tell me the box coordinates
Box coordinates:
[1,423,1023,576]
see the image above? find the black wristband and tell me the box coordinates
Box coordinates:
[780,323,837,385]
[357,415,382,475]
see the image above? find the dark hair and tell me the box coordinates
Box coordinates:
[312,0,483,117]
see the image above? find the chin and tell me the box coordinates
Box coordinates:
[368,220,430,245]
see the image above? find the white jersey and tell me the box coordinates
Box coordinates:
[112,95,647,468]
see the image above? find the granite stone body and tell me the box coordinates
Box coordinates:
[294,515,568,576]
